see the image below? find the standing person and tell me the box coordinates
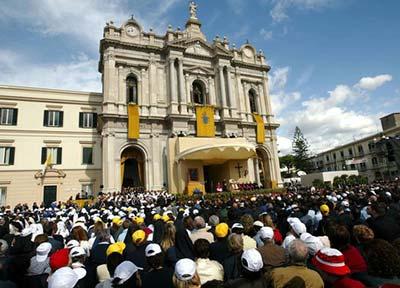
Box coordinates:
[209,223,230,264]
[312,248,365,288]
[142,243,174,288]
[160,222,177,268]
[257,227,286,271]
[172,258,201,288]
[190,216,214,244]
[366,202,400,242]
[224,249,268,288]
[193,239,224,284]
[223,233,244,281]
[270,240,324,288]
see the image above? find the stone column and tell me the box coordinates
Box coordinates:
[243,82,252,121]
[185,74,192,115]
[226,67,238,118]
[169,59,179,114]
[219,66,229,118]
[262,73,273,123]
[235,69,245,120]
[178,59,187,114]
[254,157,261,185]
[141,68,149,116]
[103,51,117,114]
[149,59,158,115]
[118,66,125,114]
[102,131,116,192]
[258,83,267,121]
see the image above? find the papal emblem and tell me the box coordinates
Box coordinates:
[202,112,209,124]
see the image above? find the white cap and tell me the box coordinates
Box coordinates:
[48,267,80,288]
[253,221,264,228]
[175,258,197,281]
[287,217,306,236]
[145,243,162,257]
[300,233,324,256]
[70,246,86,258]
[113,261,142,285]
[259,227,274,240]
[232,223,244,230]
[66,239,80,249]
[36,242,52,262]
[241,248,263,272]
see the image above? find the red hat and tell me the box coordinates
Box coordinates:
[312,247,350,276]
[50,248,70,272]
[143,227,152,236]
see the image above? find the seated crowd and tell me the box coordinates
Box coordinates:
[0,181,399,287]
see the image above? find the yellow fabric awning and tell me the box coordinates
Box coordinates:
[176,142,256,163]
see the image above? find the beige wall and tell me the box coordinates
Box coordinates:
[0,169,102,207]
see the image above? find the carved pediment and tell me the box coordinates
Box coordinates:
[184,65,214,76]
[35,168,66,179]
[185,40,212,56]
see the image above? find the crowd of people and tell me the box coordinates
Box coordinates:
[0,180,400,287]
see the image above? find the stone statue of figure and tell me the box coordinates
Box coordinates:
[189,1,197,19]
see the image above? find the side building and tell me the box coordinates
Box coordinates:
[0,86,102,207]
[311,113,400,182]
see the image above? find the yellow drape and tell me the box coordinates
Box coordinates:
[128,104,140,139]
[253,113,265,144]
[196,105,215,137]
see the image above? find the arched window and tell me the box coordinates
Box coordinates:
[126,75,138,104]
[249,89,257,113]
[192,80,205,104]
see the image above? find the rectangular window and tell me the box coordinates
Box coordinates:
[41,147,62,165]
[326,155,330,162]
[348,148,353,156]
[340,151,344,158]
[0,187,6,206]
[0,108,18,125]
[333,153,336,160]
[0,147,15,165]
[82,147,93,164]
[358,145,364,154]
[43,110,63,127]
[79,112,97,128]
[81,184,93,197]
[368,142,375,152]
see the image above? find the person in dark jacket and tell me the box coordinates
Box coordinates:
[224,249,268,288]
[366,202,400,242]
[209,223,230,264]
[223,233,243,281]
[142,243,174,288]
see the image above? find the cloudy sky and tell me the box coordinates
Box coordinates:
[0,0,399,155]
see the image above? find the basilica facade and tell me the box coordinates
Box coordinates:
[0,2,282,206]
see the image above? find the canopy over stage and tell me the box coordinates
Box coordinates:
[168,137,263,194]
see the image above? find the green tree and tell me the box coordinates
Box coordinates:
[292,126,313,173]
[279,154,295,177]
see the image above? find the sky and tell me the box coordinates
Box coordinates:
[0,0,399,155]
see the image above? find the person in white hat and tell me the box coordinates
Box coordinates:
[257,227,287,271]
[47,266,85,288]
[142,243,174,288]
[225,248,267,287]
[26,242,52,276]
[252,220,264,248]
[111,261,142,288]
[173,258,201,288]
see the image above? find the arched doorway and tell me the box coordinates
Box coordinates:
[256,147,273,188]
[120,146,145,188]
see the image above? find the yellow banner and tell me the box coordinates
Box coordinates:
[253,113,265,144]
[128,104,140,139]
[196,106,215,137]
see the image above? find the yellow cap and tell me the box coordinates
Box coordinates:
[179,208,185,212]
[106,242,126,256]
[112,216,122,225]
[153,214,161,221]
[215,223,229,238]
[320,204,330,215]
[135,216,144,225]
[132,230,146,244]
[162,214,170,222]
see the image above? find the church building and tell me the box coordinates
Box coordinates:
[0,2,282,206]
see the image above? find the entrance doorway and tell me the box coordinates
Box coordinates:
[256,148,272,188]
[203,164,228,192]
[43,185,57,207]
[121,146,145,189]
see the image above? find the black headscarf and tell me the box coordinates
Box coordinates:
[174,225,195,260]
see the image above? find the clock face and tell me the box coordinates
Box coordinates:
[126,25,138,36]
[243,47,254,58]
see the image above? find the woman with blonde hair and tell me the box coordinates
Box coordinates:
[161,222,178,268]
[260,213,283,245]
[173,258,201,288]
